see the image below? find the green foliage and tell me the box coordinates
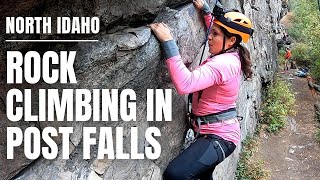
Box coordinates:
[236,136,270,180]
[278,48,286,57]
[260,77,295,133]
[315,109,320,123]
[278,49,286,65]
[288,0,320,79]
[316,129,320,144]
[310,60,320,82]
[291,43,312,66]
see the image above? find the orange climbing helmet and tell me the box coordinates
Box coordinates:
[214,11,254,43]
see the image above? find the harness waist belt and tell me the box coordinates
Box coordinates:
[196,108,237,125]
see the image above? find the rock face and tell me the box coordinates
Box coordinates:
[0,0,285,179]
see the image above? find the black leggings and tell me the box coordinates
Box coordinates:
[163,134,236,180]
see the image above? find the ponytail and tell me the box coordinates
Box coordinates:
[238,44,252,79]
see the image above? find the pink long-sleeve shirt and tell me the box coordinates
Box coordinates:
[166,53,240,115]
[163,14,241,145]
[166,53,241,144]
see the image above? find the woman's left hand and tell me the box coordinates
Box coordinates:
[147,22,173,42]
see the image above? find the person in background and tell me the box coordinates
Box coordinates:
[148,0,254,179]
[282,32,288,42]
[284,47,291,72]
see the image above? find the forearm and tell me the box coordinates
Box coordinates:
[161,40,191,94]
[204,14,214,29]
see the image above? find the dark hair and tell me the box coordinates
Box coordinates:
[220,26,252,79]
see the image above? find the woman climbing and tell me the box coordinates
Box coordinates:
[148,0,254,179]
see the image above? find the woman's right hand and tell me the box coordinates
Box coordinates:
[193,0,205,10]
[147,22,173,43]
